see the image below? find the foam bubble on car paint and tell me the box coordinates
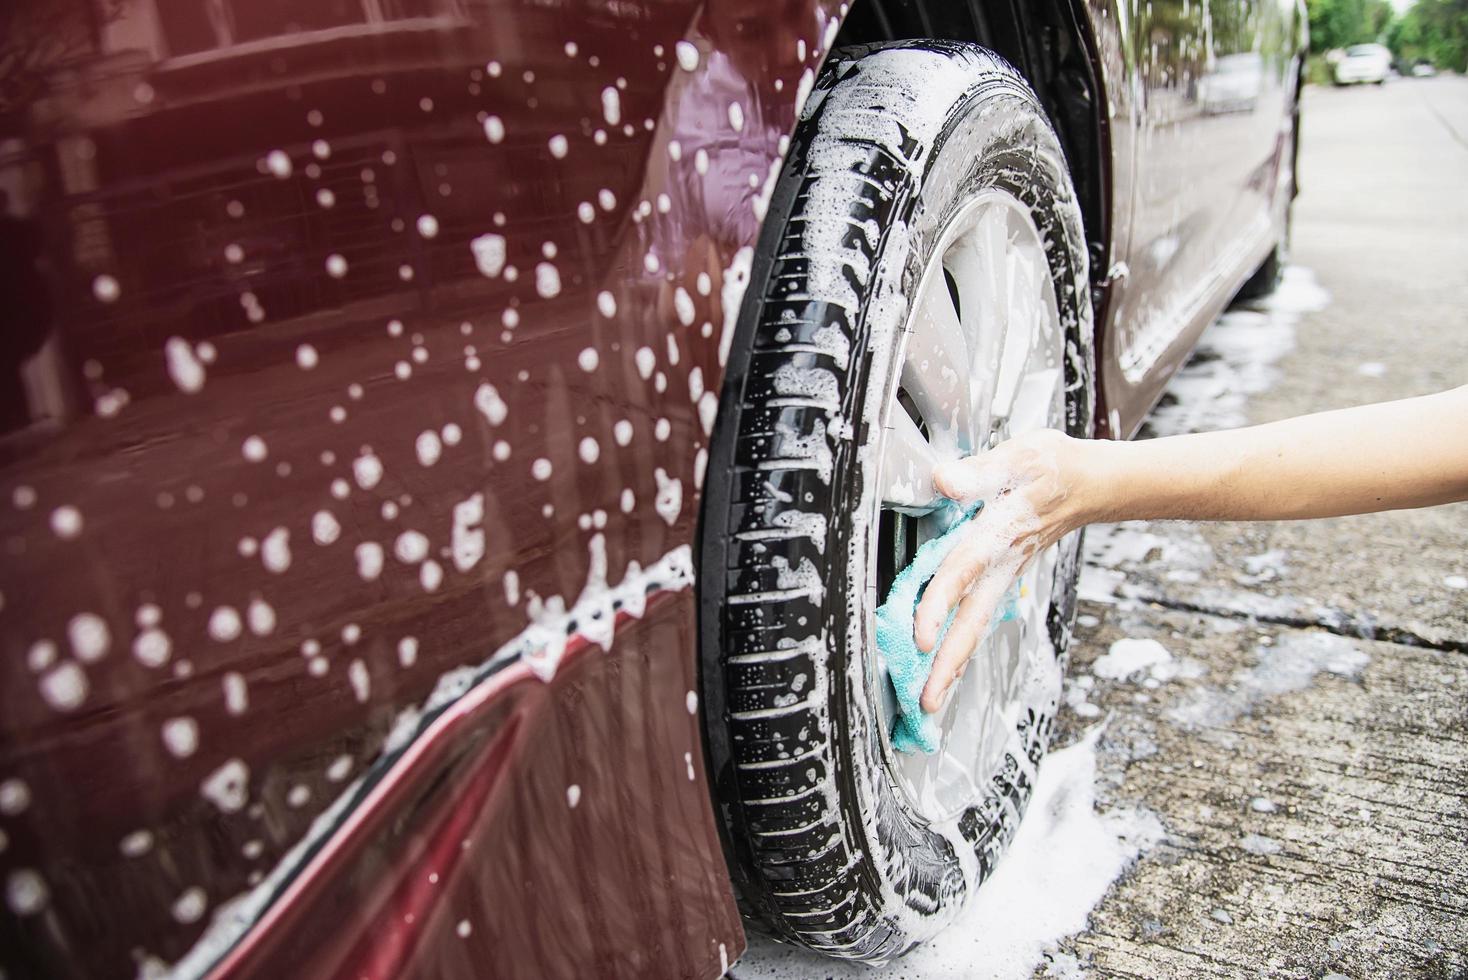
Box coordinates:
[653,468,682,526]
[470,234,506,278]
[600,86,621,125]
[675,40,700,71]
[133,628,171,667]
[165,337,206,393]
[578,437,600,464]
[578,347,599,372]
[6,869,48,916]
[247,598,276,636]
[264,150,291,178]
[673,287,695,326]
[223,672,248,715]
[352,450,384,490]
[474,383,508,426]
[348,660,371,703]
[634,347,656,379]
[260,527,291,573]
[49,505,83,539]
[310,509,341,546]
[200,759,249,814]
[531,458,552,481]
[452,494,485,572]
[394,530,429,564]
[547,135,568,159]
[397,637,419,668]
[39,662,87,711]
[119,830,153,857]
[0,781,29,817]
[67,613,109,663]
[415,429,442,467]
[161,717,199,758]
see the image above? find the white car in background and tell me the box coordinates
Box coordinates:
[1334,43,1392,85]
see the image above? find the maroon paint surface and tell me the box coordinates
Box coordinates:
[0,0,833,975]
[0,0,1300,976]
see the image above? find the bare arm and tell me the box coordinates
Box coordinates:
[913,386,1468,712]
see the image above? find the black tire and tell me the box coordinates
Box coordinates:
[698,42,1094,960]
[1235,242,1283,301]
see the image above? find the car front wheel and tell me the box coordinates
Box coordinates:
[698,41,1095,960]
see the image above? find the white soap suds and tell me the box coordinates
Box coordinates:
[535,262,562,298]
[1093,638,1172,680]
[307,511,340,550]
[67,613,110,663]
[470,234,506,278]
[474,383,508,426]
[394,530,429,564]
[262,527,291,573]
[165,337,206,393]
[415,429,443,467]
[654,468,682,526]
[200,758,249,813]
[208,606,242,642]
[737,730,1163,980]
[451,493,485,572]
[161,716,200,758]
[353,451,383,490]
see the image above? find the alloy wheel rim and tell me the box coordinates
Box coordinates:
[869,189,1067,821]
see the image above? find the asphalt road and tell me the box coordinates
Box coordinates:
[1053,75,1468,978]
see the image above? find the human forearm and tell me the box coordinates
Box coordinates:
[1075,386,1468,525]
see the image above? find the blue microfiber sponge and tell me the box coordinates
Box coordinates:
[875,500,1019,754]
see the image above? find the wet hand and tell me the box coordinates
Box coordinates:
[914,429,1093,713]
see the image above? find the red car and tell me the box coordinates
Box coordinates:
[0,0,1304,976]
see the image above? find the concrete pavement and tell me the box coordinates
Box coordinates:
[1055,74,1468,978]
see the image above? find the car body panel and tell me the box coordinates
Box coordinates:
[1089,0,1305,437]
[0,0,837,975]
[0,0,1302,976]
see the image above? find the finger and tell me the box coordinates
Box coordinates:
[913,531,991,651]
[932,452,1013,504]
[920,572,1012,713]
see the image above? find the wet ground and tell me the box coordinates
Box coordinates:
[736,76,1468,979]
[1053,74,1468,980]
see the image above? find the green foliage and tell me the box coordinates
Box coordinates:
[1306,0,1395,51]
[1389,0,1468,71]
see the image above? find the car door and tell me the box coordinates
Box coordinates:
[1100,0,1302,436]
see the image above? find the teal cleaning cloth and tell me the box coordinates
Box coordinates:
[875,501,1019,754]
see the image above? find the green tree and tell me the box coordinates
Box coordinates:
[1389,0,1468,70]
[1306,0,1395,51]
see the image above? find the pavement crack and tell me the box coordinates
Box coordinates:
[1127,593,1468,654]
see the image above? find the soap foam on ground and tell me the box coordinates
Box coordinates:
[733,728,1164,979]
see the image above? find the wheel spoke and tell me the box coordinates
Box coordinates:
[879,407,939,513]
[900,267,974,453]
[948,205,1014,443]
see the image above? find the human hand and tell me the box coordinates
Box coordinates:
[913,429,1097,712]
